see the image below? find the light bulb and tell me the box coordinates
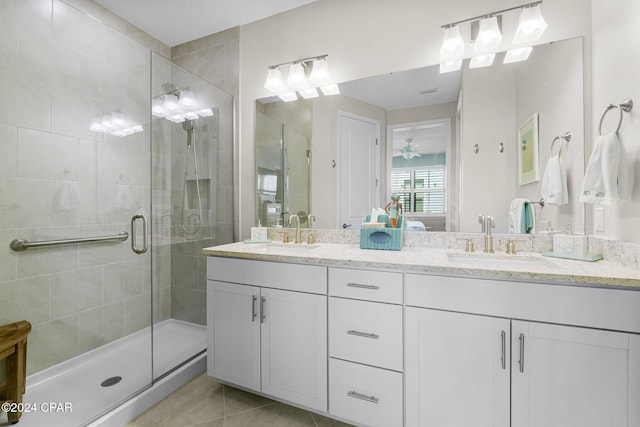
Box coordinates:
[309,58,330,85]
[513,5,548,44]
[299,88,319,99]
[440,26,464,61]
[286,63,307,89]
[439,59,462,73]
[278,92,297,102]
[179,90,196,107]
[474,16,502,53]
[162,94,179,111]
[320,84,340,96]
[264,68,285,92]
[503,47,533,64]
[469,53,496,68]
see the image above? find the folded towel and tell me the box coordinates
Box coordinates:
[580,132,632,205]
[509,198,536,234]
[57,181,81,210]
[541,154,568,205]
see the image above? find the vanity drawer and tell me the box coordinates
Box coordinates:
[207,257,327,295]
[329,358,403,427]
[329,267,402,304]
[329,297,402,371]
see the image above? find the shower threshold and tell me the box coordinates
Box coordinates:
[9,319,206,427]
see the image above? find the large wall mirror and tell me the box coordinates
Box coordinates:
[255,37,585,234]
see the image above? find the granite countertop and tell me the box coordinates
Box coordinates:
[203,241,640,289]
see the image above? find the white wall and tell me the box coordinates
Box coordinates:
[239,0,591,238]
[515,37,585,234]
[591,0,640,243]
[460,65,517,233]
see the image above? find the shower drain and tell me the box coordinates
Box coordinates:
[101,376,122,387]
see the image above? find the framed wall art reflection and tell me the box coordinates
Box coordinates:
[518,113,539,185]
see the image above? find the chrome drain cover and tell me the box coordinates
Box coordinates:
[101,376,122,387]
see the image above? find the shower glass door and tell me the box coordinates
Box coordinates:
[0,1,153,425]
[150,54,234,380]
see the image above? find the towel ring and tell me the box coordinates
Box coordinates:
[549,132,571,158]
[599,98,633,136]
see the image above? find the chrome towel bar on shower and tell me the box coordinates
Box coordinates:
[10,232,129,252]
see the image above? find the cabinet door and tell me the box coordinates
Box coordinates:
[207,280,261,391]
[512,321,640,427]
[261,288,328,411]
[406,308,510,427]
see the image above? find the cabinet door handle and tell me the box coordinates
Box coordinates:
[346,282,380,290]
[518,333,525,373]
[251,295,257,322]
[347,330,380,340]
[347,390,379,404]
[500,330,506,370]
[260,296,266,323]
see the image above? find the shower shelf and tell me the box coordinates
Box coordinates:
[10,232,129,252]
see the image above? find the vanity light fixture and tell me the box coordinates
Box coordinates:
[469,53,496,68]
[89,110,144,137]
[439,59,462,73]
[286,62,307,89]
[264,68,286,92]
[264,55,340,100]
[309,57,330,85]
[473,16,502,53]
[503,46,533,63]
[440,25,465,62]
[278,92,298,102]
[320,84,340,96]
[438,1,546,73]
[299,88,319,99]
[151,86,214,123]
[513,4,548,44]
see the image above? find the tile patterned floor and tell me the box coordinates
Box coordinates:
[126,374,354,427]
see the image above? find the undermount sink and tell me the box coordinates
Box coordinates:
[446,252,551,269]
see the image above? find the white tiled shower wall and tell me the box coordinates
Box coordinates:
[0,0,166,375]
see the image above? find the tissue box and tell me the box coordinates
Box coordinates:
[553,234,587,257]
[360,215,404,251]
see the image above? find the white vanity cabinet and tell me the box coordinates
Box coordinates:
[327,267,404,427]
[207,257,328,412]
[405,273,640,427]
[405,308,510,427]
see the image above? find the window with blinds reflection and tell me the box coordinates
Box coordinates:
[391,166,445,214]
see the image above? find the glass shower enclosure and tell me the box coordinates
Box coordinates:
[0,1,233,425]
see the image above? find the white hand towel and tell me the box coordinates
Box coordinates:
[541,155,568,205]
[57,181,81,210]
[580,132,628,205]
[617,133,634,201]
[508,198,536,234]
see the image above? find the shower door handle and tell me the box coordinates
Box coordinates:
[131,214,148,254]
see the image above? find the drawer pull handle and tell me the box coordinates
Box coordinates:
[346,282,380,290]
[261,296,266,323]
[347,390,379,404]
[347,330,380,340]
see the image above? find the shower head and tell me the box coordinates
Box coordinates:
[182,119,194,132]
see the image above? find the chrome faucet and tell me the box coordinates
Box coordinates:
[289,214,302,244]
[483,216,495,253]
[308,214,316,228]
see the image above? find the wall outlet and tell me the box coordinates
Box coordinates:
[594,208,605,232]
